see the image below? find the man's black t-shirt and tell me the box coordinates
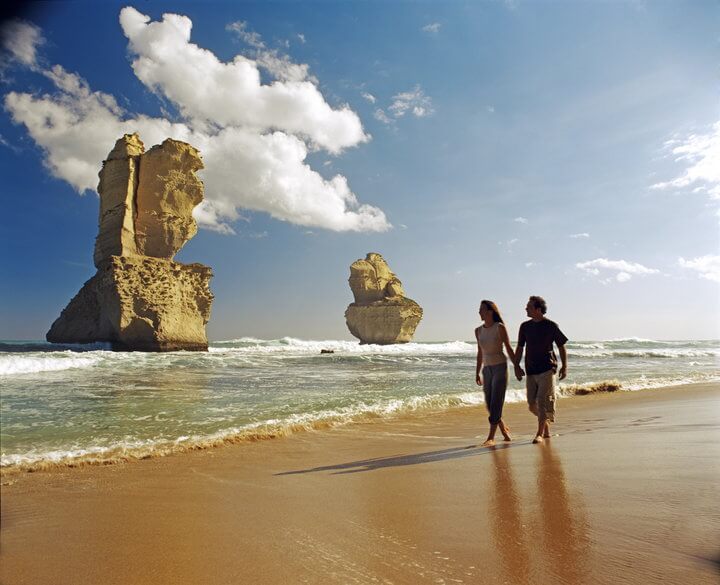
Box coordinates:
[518,319,568,375]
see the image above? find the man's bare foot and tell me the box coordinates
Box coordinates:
[482,439,496,447]
[532,435,544,444]
[543,432,551,439]
[502,431,512,442]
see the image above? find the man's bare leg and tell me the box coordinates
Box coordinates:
[543,420,551,438]
[533,417,545,444]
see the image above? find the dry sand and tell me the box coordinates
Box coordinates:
[1,383,718,585]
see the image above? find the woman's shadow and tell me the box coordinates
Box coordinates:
[276,442,518,476]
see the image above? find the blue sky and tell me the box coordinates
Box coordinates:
[1,1,718,342]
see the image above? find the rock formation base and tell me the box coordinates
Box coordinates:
[345,298,423,345]
[47,256,213,352]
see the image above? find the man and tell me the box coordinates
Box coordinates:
[514,296,568,444]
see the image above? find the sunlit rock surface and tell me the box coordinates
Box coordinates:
[48,134,213,352]
[345,253,422,344]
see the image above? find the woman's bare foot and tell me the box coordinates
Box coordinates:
[532,435,544,444]
[482,439,496,447]
[502,432,512,442]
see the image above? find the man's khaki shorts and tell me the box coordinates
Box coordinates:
[526,370,556,422]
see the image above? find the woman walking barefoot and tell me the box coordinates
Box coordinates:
[475,300,520,447]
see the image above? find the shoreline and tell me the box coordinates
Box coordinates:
[1,379,716,475]
[1,382,719,584]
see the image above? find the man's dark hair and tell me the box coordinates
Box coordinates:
[529,295,547,314]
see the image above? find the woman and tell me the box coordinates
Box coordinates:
[475,300,518,446]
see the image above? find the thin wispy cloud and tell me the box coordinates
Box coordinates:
[4,7,390,234]
[678,255,720,283]
[361,92,376,104]
[514,216,528,224]
[569,232,590,239]
[373,108,393,125]
[651,121,720,201]
[421,23,441,35]
[296,33,306,44]
[576,258,659,283]
[226,20,316,83]
[388,86,434,118]
[375,85,434,124]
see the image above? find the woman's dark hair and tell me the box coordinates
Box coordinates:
[480,300,504,324]
[529,295,547,315]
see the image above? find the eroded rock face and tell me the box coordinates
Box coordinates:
[345,253,422,344]
[48,134,213,352]
[47,257,213,351]
[93,135,203,266]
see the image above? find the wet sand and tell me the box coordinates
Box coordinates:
[1,383,718,585]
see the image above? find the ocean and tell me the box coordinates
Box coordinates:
[1,337,718,472]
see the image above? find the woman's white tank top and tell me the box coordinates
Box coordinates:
[477,322,506,366]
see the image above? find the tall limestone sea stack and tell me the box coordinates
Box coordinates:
[345,253,423,344]
[47,134,214,351]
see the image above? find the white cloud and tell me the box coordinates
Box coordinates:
[226,21,315,84]
[4,7,390,234]
[421,23,441,34]
[514,216,528,224]
[296,33,306,44]
[389,86,434,118]
[678,255,720,283]
[486,106,495,113]
[651,121,720,201]
[0,19,44,69]
[361,92,376,104]
[373,108,393,125]
[525,262,536,268]
[569,232,590,239]
[576,258,659,283]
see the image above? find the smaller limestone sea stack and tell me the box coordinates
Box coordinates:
[345,253,423,344]
[47,134,213,351]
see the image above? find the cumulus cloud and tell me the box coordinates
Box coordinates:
[569,232,590,239]
[3,7,389,234]
[678,255,720,283]
[373,108,393,125]
[421,23,441,34]
[0,19,44,69]
[576,258,659,283]
[514,216,528,224]
[651,121,720,201]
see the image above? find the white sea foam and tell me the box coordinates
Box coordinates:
[210,337,475,355]
[0,352,105,376]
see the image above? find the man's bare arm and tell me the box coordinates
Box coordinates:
[558,344,568,380]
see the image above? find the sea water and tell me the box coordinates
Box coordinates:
[1,337,718,471]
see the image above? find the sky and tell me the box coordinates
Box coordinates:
[0,0,719,342]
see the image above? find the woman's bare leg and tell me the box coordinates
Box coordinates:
[482,423,498,447]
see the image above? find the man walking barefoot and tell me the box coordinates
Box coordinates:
[514,296,568,444]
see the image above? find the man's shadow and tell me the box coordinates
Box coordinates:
[276,442,521,476]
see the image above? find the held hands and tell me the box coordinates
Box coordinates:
[514,364,525,381]
[559,365,567,380]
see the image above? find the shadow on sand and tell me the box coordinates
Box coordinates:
[275,441,526,476]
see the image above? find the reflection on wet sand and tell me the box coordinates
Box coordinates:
[490,447,531,584]
[488,443,590,584]
[536,443,591,583]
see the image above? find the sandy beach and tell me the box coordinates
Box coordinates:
[1,382,718,585]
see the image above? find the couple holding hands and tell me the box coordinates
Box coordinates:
[475,295,568,446]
